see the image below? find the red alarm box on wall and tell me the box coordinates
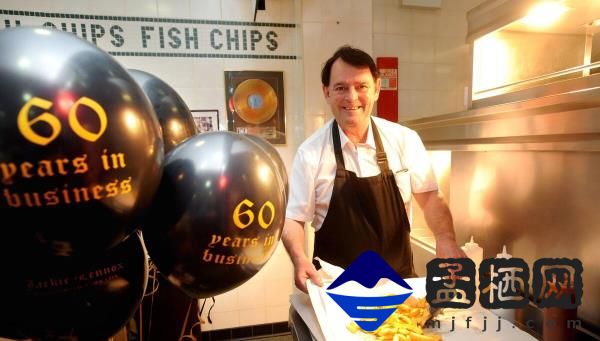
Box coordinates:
[376,57,398,122]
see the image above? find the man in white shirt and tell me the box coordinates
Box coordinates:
[282,45,465,294]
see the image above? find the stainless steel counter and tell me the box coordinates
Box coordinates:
[403,79,600,339]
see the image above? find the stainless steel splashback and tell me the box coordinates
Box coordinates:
[404,81,600,331]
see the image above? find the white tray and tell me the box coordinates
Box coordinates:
[295,259,537,341]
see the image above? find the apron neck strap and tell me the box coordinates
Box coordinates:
[371,118,390,172]
[332,118,390,172]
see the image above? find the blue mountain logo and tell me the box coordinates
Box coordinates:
[326,251,413,332]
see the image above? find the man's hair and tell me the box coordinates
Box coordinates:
[321,45,379,86]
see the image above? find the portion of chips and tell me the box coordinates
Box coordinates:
[347,296,442,341]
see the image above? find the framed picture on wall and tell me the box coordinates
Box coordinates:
[224,70,286,144]
[191,110,220,133]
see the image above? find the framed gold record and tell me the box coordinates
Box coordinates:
[225,71,286,144]
[232,79,278,125]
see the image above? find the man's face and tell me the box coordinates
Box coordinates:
[323,58,381,131]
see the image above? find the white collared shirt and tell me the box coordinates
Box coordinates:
[286,116,438,231]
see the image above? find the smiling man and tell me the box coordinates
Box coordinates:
[282,45,465,295]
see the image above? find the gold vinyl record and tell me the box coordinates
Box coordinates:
[233,78,278,125]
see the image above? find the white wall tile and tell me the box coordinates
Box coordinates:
[89,0,126,15]
[0,0,36,10]
[236,273,266,309]
[373,4,386,33]
[126,0,158,16]
[114,56,142,71]
[353,28,374,54]
[192,59,226,88]
[239,308,267,326]
[415,63,435,89]
[51,0,87,13]
[429,89,445,115]
[0,0,50,10]
[158,0,190,18]
[205,310,240,330]
[266,305,290,323]
[433,63,455,90]
[386,8,411,34]
[353,0,373,24]
[437,36,469,64]
[398,62,413,90]
[212,289,240,312]
[190,0,221,20]
[321,0,352,23]
[134,58,190,88]
[221,0,253,21]
[413,89,436,116]
[374,33,410,62]
[172,86,218,112]
[410,36,435,63]
[398,90,413,118]
[321,22,354,49]
[260,243,293,281]
[300,22,321,67]
[279,0,297,23]
[393,34,412,62]
[265,278,293,307]
[302,0,321,22]
[434,35,455,63]
[439,89,457,113]
[373,33,388,55]
[435,9,464,37]
[410,9,438,36]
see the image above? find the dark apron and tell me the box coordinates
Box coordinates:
[314,119,416,278]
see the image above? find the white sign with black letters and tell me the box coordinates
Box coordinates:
[0,9,297,59]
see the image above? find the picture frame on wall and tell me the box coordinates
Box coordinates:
[191,110,220,133]
[224,70,286,144]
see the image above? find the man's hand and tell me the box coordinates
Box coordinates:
[435,235,467,258]
[292,256,323,293]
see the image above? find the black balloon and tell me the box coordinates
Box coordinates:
[129,69,197,153]
[143,132,287,298]
[243,134,289,198]
[0,28,163,256]
[0,231,148,340]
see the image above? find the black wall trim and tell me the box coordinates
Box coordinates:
[108,51,297,59]
[0,9,296,27]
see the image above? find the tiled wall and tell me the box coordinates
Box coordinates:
[373,0,483,121]
[0,0,300,333]
[301,0,373,136]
